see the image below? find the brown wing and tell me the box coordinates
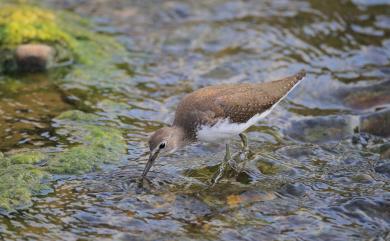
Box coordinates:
[215,69,306,123]
[173,70,306,139]
[214,87,274,123]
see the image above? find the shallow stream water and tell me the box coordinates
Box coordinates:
[1,0,390,240]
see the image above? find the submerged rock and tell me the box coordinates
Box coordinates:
[0,110,128,212]
[257,159,281,175]
[341,80,390,111]
[382,149,390,160]
[7,150,46,165]
[379,143,390,160]
[279,183,306,197]
[48,125,127,174]
[0,151,49,211]
[285,115,359,143]
[375,162,390,177]
[48,110,127,174]
[360,109,390,137]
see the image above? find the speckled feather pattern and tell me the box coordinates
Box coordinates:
[173,70,306,140]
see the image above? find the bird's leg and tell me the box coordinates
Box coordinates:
[239,133,249,152]
[210,143,234,185]
[239,133,252,160]
[236,133,252,173]
[225,143,232,160]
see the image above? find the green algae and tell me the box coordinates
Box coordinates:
[0,151,49,211]
[0,3,130,211]
[0,3,127,73]
[0,76,25,95]
[257,160,281,175]
[0,110,127,211]
[55,109,100,123]
[0,150,46,167]
[0,5,74,48]
[0,165,48,211]
[48,125,127,174]
[8,151,45,165]
[49,111,127,174]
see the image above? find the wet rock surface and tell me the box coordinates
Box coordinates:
[360,109,390,137]
[284,115,358,143]
[0,4,74,72]
[15,44,54,72]
[340,80,390,111]
[375,162,390,177]
[0,3,127,73]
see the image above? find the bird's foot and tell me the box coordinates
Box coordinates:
[209,141,255,185]
[137,176,150,189]
[209,144,239,185]
[210,158,238,186]
[210,161,227,186]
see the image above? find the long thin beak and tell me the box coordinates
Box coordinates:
[141,150,160,179]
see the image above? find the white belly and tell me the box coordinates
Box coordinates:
[196,110,270,143]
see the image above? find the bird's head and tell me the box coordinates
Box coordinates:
[141,126,185,179]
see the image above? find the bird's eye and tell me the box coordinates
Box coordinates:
[159,143,166,149]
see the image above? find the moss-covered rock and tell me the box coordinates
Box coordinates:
[7,150,45,165]
[257,160,281,175]
[0,110,127,211]
[0,3,127,73]
[48,110,127,174]
[55,109,101,123]
[0,152,49,211]
[0,5,75,48]
[0,2,129,212]
[48,125,127,174]
[0,165,48,211]
[0,4,74,72]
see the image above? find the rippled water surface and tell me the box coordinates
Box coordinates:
[1,0,390,240]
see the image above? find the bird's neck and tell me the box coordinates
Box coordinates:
[171,125,192,148]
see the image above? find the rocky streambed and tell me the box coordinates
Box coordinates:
[0,0,389,240]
